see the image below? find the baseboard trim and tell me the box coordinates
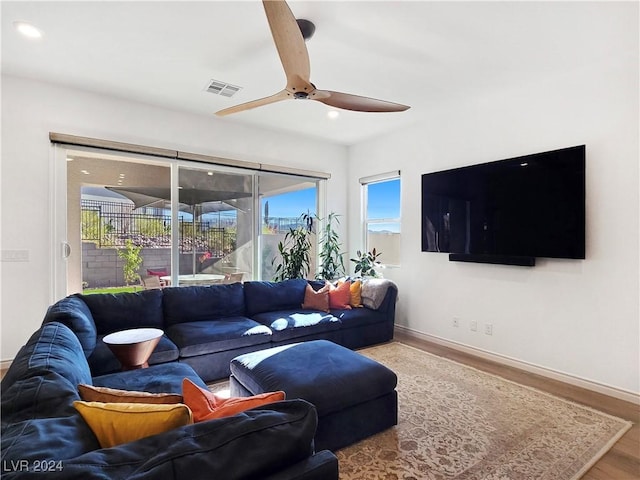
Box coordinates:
[395,325,640,405]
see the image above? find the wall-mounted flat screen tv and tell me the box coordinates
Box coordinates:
[421,145,585,265]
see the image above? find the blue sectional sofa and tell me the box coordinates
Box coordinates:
[1,278,397,479]
[43,278,398,382]
[1,322,338,480]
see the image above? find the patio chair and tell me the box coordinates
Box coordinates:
[147,268,169,287]
[140,275,163,290]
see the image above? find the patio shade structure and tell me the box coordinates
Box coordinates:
[106,185,251,276]
[105,186,249,214]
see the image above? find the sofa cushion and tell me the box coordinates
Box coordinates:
[43,295,97,357]
[251,310,341,343]
[330,306,388,328]
[74,401,193,448]
[0,414,101,467]
[163,283,246,327]
[1,322,92,394]
[80,289,164,334]
[243,279,308,316]
[89,334,179,376]
[167,318,272,358]
[92,362,207,394]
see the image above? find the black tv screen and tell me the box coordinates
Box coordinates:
[421,145,585,263]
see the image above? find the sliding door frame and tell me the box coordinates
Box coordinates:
[52,140,328,298]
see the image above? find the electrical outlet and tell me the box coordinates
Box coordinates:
[470,320,477,331]
[452,317,460,328]
[484,323,493,335]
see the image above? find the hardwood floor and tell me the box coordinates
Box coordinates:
[394,330,640,480]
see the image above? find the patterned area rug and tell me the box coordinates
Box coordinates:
[336,342,632,480]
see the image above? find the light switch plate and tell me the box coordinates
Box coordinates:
[1,250,30,262]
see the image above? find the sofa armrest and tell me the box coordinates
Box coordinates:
[261,450,339,480]
[42,296,97,358]
[361,279,398,312]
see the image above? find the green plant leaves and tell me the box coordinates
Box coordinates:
[117,239,143,286]
[350,248,382,278]
[272,212,313,281]
[316,212,345,280]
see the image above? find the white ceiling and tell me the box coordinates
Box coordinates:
[1,1,633,145]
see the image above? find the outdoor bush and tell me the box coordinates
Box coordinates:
[117,239,143,286]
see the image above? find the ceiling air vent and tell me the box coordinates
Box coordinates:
[205,79,241,97]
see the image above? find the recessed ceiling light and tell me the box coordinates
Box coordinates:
[81,170,90,175]
[207,171,213,176]
[13,21,43,39]
[327,110,339,120]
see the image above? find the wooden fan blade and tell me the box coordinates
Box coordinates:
[263,0,311,85]
[215,90,291,116]
[312,90,410,112]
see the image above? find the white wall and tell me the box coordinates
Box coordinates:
[0,75,348,360]
[347,40,639,394]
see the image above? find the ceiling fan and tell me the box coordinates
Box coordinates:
[215,0,410,117]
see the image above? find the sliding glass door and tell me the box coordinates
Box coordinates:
[57,145,325,295]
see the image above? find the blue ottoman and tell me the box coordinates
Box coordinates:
[229,339,398,451]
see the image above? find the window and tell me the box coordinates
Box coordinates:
[360,171,401,267]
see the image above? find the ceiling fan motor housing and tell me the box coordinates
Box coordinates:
[296,19,315,40]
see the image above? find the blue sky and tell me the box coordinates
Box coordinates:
[262,188,316,218]
[261,179,400,223]
[367,179,401,219]
[261,179,400,221]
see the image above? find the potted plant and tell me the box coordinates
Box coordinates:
[316,212,345,281]
[350,248,382,278]
[272,212,313,281]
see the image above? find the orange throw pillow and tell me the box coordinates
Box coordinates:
[301,283,330,312]
[327,280,352,310]
[182,378,285,423]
